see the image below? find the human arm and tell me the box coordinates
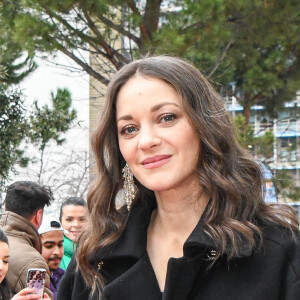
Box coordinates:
[12,259,53,300]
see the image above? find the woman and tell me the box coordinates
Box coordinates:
[58,56,300,300]
[59,197,87,270]
[0,229,50,300]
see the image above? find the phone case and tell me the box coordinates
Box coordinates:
[26,268,46,298]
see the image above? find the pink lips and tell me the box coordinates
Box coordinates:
[141,155,171,169]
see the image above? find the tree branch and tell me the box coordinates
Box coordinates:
[56,42,110,85]
[207,37,234,78]
[82,8,122,69]
[96,13,140,46]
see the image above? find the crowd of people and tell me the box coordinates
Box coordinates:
[1,55,300,300]
[0,181,87,300]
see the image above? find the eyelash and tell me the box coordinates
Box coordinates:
[120,125,137,135]
[120,113,177,136]
[45,245,63,249]
[160,113,176,123]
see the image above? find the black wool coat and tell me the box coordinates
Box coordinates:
[57,197,300,300]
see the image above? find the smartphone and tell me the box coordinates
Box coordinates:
[26,268,46,299]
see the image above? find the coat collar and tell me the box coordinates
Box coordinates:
[93,195,252,265]
[92,195,155,264]
[0,211,42,253]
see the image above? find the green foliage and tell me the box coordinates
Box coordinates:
[0,6,37,86]
[274,170,300,202]
[253,131,274,159]
[0,87,29,187]
[28,88,77,152]
[234,114,254,149]
[234,114,275,158]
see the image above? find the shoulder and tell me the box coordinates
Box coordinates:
[262,223,300,249]
[261,224,300,277]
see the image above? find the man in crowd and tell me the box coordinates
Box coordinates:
[0,181,53,299]
[38,215,65,300]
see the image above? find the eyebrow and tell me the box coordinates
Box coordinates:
[117,102,179,123]
[43,240,64,245]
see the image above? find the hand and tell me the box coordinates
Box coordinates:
[11,288,48,300]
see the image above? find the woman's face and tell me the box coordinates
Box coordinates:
[116,76,200,193]
[0,241,9,284]
[61,205,87,242]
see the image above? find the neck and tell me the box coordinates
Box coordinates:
[150,183,209,242]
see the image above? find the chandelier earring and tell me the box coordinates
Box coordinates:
[122,163,137,211]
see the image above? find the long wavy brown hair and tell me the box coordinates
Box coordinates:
[77,55,298,295]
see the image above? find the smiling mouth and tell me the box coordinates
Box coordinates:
[141,155,171,169]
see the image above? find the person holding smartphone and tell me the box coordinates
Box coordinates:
[0,181,53,299]
[0,229,50,300]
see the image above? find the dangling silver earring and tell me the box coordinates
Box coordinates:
[122,163,136,211]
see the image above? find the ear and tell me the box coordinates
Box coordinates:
[30,209,44,230]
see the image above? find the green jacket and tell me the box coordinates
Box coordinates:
[60,235,76,270]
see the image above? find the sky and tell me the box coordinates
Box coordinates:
[21,53,89,127]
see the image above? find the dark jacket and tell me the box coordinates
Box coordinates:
[0,211,53,299]
[57,197,300,300]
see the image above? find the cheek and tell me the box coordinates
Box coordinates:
[62,221,72,230]
[119,139,136,163]
[42,249,52,261]
[65,232,76,242]
[4,264,8,275]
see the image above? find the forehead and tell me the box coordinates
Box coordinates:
[41,230,64,242]
[62,205,86,217]
[116,76,181,110]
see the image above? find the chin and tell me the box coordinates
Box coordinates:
[67,234,77,242]
[142,181,176,192]
[50,266,60,272]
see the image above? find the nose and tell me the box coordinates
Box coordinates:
[73,219,81,228]
[138,125,161,150]
[0,260,3,271]
[53,246,60,255]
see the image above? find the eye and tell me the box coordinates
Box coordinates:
[160,113,176,123]
[120,125,138,135]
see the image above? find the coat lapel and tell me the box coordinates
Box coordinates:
[102,253,161,300]
[91,196,253,300]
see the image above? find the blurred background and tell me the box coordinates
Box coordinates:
[0,0,299,216]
